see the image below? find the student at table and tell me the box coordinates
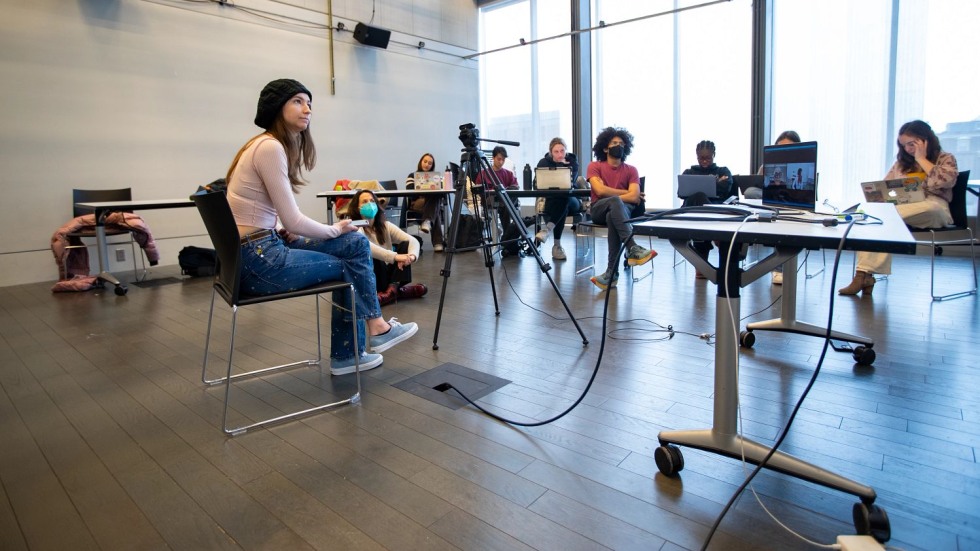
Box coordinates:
[405,153,447,252]
[534,137,586,261]
[225,78,418,375]
[839,120,958,295]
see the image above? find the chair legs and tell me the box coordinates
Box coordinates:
[928,228,978,301]
[201,285,362,435]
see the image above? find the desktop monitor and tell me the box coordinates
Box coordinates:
[762,141,818,210]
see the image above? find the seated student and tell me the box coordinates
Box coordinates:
[349,189,427,306]
[226,78,417,375]
[534,137,586,261]
[839,119,958,296]
[680,140,734,279]
[475,146,520,233]
[745,130,800,200]
[405,153,446,252]
[587,127,656,290]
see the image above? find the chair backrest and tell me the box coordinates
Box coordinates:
[948,170,971,229]
[191,190,243,306]
[73,188,133,218]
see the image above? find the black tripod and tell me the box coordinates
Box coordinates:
[431,123,588,349]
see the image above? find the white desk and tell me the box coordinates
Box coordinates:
[632,202,914,539]
[74,198,195,295]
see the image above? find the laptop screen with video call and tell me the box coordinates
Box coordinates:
[762,141,818,211]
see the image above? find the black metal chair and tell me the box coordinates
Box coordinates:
[192,190,361,436]
[69,188,146,281]
[909,170,977,301]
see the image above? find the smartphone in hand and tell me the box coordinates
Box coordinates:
[350,219,369,227]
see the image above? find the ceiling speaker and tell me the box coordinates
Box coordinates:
[353,23,391,49]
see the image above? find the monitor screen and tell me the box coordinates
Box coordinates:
[762,141,818,210]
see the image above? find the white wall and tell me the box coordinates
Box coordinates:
[0,0,479,287]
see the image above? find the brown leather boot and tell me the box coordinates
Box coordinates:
[397,283,428,299]
[377,285,398,306]
[838,270,875,296]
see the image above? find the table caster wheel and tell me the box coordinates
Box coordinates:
[853,502,890,543]
[852,346,875,366]
[114,285,128,296]
[739,330,755,348]
[654,445,684,476]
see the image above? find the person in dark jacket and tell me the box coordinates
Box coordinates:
[681,140,734,279]
[533,137,586,261]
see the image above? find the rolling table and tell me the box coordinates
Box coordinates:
[631,202,915,541]
[74,198,195,295]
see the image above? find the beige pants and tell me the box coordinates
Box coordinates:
[856,196,951,274]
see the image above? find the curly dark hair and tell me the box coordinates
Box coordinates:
[349,189,388,243]
[592,127,634,162]
[896,120,942,173]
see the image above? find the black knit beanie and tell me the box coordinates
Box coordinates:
[254,79,312,130]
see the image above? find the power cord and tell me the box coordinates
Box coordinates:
[700,219,858,550]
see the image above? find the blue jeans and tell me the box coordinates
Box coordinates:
[239,231,381,361]
[590,196,641,275]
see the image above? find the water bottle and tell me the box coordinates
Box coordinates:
[523,163,532,190]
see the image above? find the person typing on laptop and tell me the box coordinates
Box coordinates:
[680,140,734,279]
[533,137,586,260]
[839,119,959,295]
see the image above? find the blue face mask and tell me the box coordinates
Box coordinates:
[359,201,378,220]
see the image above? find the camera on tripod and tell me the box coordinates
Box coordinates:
[458,123,480,149]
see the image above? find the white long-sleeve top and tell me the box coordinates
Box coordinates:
[360,221,420,264]
[227,135,342,239]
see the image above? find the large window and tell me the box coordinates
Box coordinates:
[592,0,752,208]
[479,0,573,175]
[771,0,980,208]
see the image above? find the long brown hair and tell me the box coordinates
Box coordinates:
[349,189,388,243]
[226,101,317,194]
[896,120,942,174]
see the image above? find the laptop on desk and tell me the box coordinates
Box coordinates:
[535,167,572,190]
[762,140,818,212]
[677,174,718,199]
[414,171,444,190]
[860,177,925,205]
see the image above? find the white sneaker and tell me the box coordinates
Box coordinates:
[771,271,783,285]
[535,226,550,244]
[552,244,567,261]
[420,219,432,233]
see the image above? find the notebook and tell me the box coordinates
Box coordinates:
[762,140,818,211]
[677,174,718,199]
[535,167,572,190]
[414,171,444,190]
[860,177,926,205]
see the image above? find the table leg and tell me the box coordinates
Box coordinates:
[93,214,126,295]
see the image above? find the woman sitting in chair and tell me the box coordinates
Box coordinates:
[405,153,446,252]
[225,78,418,375]
[349,189,428,306]
[839,119,958,295]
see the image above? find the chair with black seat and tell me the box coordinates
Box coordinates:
[68,188,146,281]
[192,190,362,436]
[909,170,977,301]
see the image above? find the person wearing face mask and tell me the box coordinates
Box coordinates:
[348,189,426,306]
[534,137,586,261]
[226,79,418,376]
[586,127,657,290]
[680,140,734,279]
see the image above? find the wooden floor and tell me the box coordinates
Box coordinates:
[1,238,978,550]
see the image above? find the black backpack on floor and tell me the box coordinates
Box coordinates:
[178,246,216,277]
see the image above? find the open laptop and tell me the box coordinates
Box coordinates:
[734,174,764,197]
[414,171,444,190]
[762,140,818,211]
[677,174,718,199]
[860,177,926,205]
[535,167,572,190]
